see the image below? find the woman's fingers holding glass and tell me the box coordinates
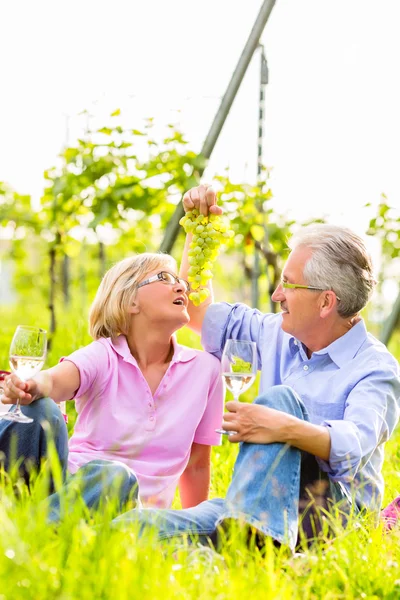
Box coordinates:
[1,375,32,404]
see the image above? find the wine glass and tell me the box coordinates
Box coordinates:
[215,339,257,435]
[0,326,47,424]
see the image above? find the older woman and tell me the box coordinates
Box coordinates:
[0,253,223,518]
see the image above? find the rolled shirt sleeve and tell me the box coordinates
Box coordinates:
[317,362,400,483]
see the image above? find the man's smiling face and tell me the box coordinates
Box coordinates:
[271,246,324,343]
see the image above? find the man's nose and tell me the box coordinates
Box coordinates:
[271,282,285,302]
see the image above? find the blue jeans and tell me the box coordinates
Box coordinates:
[112,385,352,551]
[0,397,69,486]
[46,458,139,522]
[0,398,139,521]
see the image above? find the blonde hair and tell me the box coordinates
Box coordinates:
[89,253,176,339]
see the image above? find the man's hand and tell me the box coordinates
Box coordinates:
[1,373,39,405]
[183,184,223,217]
[222,400,332,461]
[222,401,295,444]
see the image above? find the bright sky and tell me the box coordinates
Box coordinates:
[1,0,399,239]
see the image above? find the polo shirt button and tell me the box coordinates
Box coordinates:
[294,340,298,346]
[303,365,309,371]
[149,416,154,421]
[148,402,152,407]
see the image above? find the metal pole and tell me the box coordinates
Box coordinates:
[159,0,277,254]
[251,46,269,309]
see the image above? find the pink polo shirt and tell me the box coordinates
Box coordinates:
[63,335,223,508]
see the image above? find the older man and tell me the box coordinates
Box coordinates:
[113,185,400,550]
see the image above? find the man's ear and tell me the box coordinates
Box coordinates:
[319,291,337,319]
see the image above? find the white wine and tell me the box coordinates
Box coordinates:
[222,373,255,396]
[9,355,45,381]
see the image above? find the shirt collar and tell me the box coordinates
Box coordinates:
[308,319,368,367]
[170,336,198,363]
[289,337,309,361]
[109,335,197,366]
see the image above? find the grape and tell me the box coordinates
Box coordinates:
[179,208,234,306]
[231,356,253,373]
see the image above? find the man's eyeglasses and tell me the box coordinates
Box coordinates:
[281,281,341,301]
[138,271,190,293]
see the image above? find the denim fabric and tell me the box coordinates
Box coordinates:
[0,399,139,520]
[112,386,351,551]
[46,459,139,523]
[0,397,69,487]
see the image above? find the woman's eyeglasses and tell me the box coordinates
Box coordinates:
[138,271,190,293]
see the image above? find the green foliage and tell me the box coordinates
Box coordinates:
[0,182,36,231]
[215,171,293,257]
[367,195,400,261]
[0,112,317,322]
[0,113,217,337]
[1,113,398,336]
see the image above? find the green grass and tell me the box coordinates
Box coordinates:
[1,304,400,599]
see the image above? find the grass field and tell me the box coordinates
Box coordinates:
[0,304,399,599]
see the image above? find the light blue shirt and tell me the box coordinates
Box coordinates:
[202,302,400,510]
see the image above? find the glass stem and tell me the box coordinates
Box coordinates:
[14,377,25,415]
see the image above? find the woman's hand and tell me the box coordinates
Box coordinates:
[221,401,295,444]
[1,363,79,407]
[183,184,223,217]
[1,373,39,405]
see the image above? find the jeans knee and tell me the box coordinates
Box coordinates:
[24,398,68,455]
[254,385,308,419]
[110,462,137,487]
[23,397,62,424]
[84,460,138,491]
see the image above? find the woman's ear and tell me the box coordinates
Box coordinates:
[128,300,140,315]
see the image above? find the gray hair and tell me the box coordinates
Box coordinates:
[289,224,376,318]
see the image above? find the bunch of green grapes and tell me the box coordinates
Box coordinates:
[179,208,234,306]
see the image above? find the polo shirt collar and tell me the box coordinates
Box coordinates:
[109,334,197,365]
[170,335,198,363]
